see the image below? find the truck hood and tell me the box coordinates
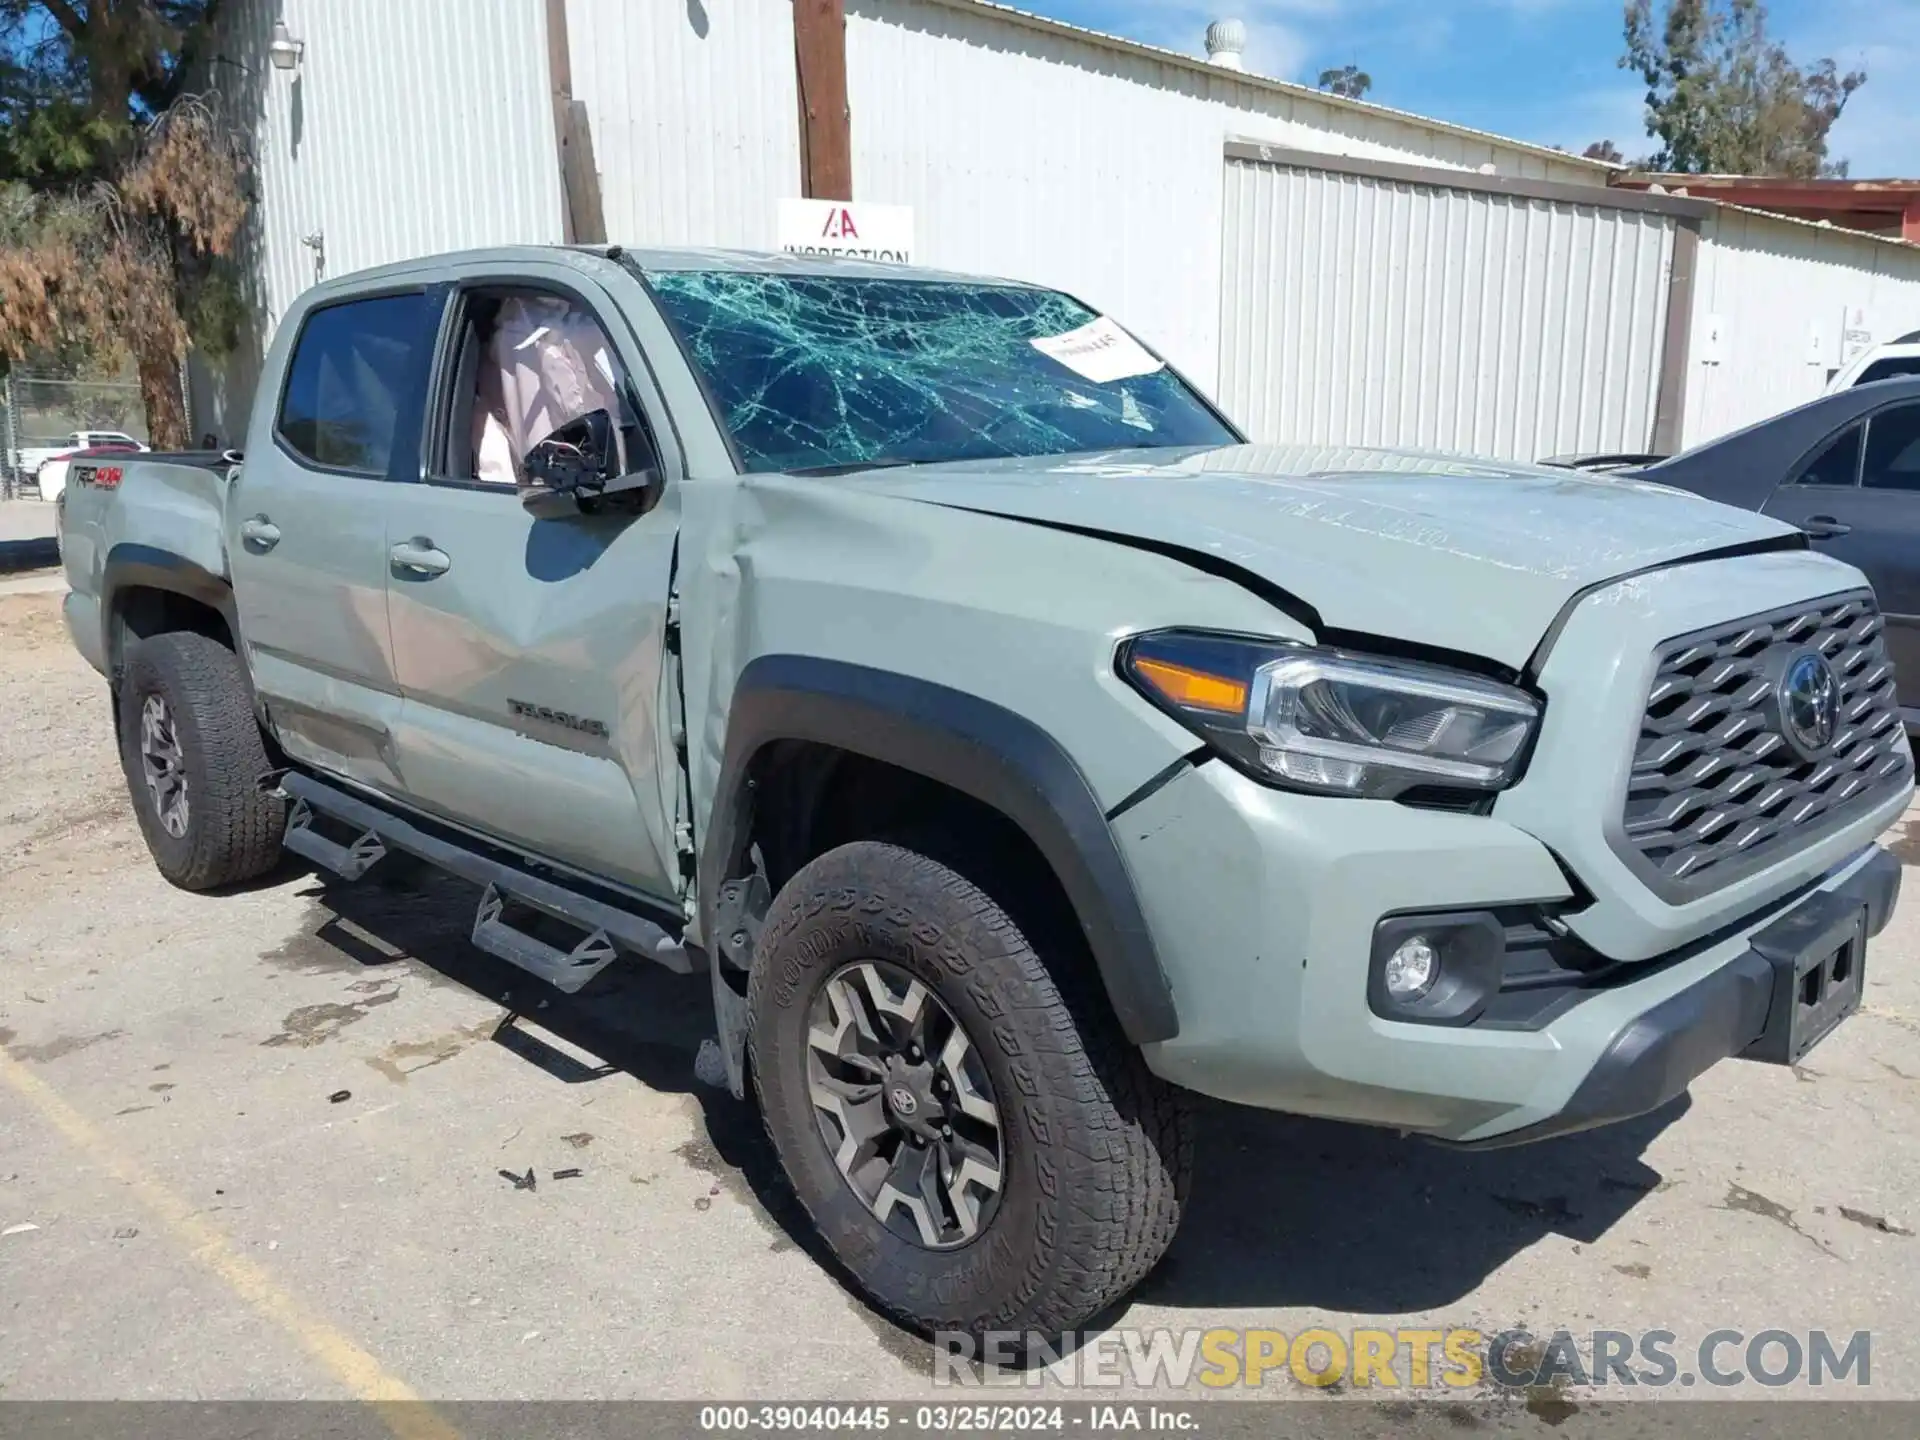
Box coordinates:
[826,443,1802,670]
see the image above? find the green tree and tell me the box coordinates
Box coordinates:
[1318,64,1373,100]
[1622,0,1866,177]
[1583,139,1627,164]
[0,2,244,446]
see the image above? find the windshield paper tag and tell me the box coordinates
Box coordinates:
[1030,317,1165,384]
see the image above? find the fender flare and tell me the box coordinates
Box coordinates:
[700,654,1179,1045]
[100,542,241,673]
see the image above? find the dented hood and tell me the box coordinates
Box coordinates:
[825,442,1801,670]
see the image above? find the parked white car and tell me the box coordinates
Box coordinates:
[1827,332,1920,392]
[14,429,146,481]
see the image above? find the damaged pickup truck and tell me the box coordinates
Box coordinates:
[60,246,1912,1339]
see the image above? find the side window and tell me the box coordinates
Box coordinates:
[441,289,633,488]
[1863,404,1920,492]
[1789,423,1863,488]
[277,292,434,475]
[1857,357,1920,386]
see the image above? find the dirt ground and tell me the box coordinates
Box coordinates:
[4,584,1920,1419]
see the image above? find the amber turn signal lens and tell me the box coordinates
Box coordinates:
[1130,655,1248,715]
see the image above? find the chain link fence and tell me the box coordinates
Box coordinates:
[2,372,153,499]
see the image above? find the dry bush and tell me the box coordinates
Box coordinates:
[0,96,248,448]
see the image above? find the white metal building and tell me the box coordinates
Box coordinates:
[195,0,1920,465]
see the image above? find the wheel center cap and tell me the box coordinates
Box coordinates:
[881,1060,941,1138]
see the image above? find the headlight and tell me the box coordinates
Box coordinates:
[1119,630,1541,799]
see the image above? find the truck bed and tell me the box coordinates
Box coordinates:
[60,452,237,679]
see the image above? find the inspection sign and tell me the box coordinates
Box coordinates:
[777,199,915,263]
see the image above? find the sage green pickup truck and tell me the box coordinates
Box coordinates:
[60,245,1911,1341]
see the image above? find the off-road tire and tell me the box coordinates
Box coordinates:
[748,841,1192,1339]
[118,631,285,891]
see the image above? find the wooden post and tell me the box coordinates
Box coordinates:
[1,373,15,499]
[794,0,853,201]
[1651,222,1699,457]
[545,0,607,244]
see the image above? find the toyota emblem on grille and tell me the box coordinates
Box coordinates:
[1777,650,1840,760]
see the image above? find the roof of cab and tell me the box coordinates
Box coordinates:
[299,244,1032,300]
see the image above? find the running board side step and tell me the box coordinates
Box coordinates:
[277,772,693,984]
[472,884,621,994]
[283,798,388,879]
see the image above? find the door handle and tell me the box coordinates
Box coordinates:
[1802,515,1853,540]
[239,515,281,551]
[390,538,451,577]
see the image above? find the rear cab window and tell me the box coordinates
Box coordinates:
[277,291,437,477]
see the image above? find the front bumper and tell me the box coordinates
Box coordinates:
[1117,546,1912,1144]
[1120,755,1908,1144]
[1443,843,1899,1148]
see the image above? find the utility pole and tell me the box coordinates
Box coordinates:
[793,0,853,200]
[545,0,607,244]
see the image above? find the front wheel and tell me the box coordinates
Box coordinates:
[748,841,1191,1339]
[117,631,285,891]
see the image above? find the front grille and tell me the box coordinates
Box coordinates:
[1618,591,1910,899]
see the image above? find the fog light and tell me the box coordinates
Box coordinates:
[1383,935,1439,1001]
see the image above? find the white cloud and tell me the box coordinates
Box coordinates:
[1785,0,1920,177]
[1828,82,1920,178]
[1547,84,1650,158]
[1103,1,1323,81]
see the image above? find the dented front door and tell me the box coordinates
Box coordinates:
[380,263,685,903]
[381,484,683,899]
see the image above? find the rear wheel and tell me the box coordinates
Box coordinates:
[117,631,285,891]
[748,841,1191,1339]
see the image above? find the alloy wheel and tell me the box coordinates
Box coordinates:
[805,959,1005,1250]
[139,693,190,839]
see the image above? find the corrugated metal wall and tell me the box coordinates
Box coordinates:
[192,0,563,438]
[563,0,802,249]
[1217,154,1678,462]
[542,0,1610,394]
[188,0,1920,468]
[843,0,1606,391]
[226,0,562,323]
[1681,208,1920,449]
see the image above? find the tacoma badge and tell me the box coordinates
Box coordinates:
[507,698,610,740]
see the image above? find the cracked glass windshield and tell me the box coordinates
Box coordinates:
[643,269,1237,474]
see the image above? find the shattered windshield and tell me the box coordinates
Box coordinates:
[643,270,1237,474]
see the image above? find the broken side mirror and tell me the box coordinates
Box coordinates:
[519,403,666,519]
[519,409,616,518]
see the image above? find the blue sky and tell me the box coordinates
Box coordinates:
[1012,0,1917,176]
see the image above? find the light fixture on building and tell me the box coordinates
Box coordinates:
[1204,18,1246,71]
[269,20,305,72]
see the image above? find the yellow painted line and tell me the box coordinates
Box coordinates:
[0,1046,459,1440]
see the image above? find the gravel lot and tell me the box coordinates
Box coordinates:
[4,580,1920,1416]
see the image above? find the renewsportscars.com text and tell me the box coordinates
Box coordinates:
[934,1327,1872,1391]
